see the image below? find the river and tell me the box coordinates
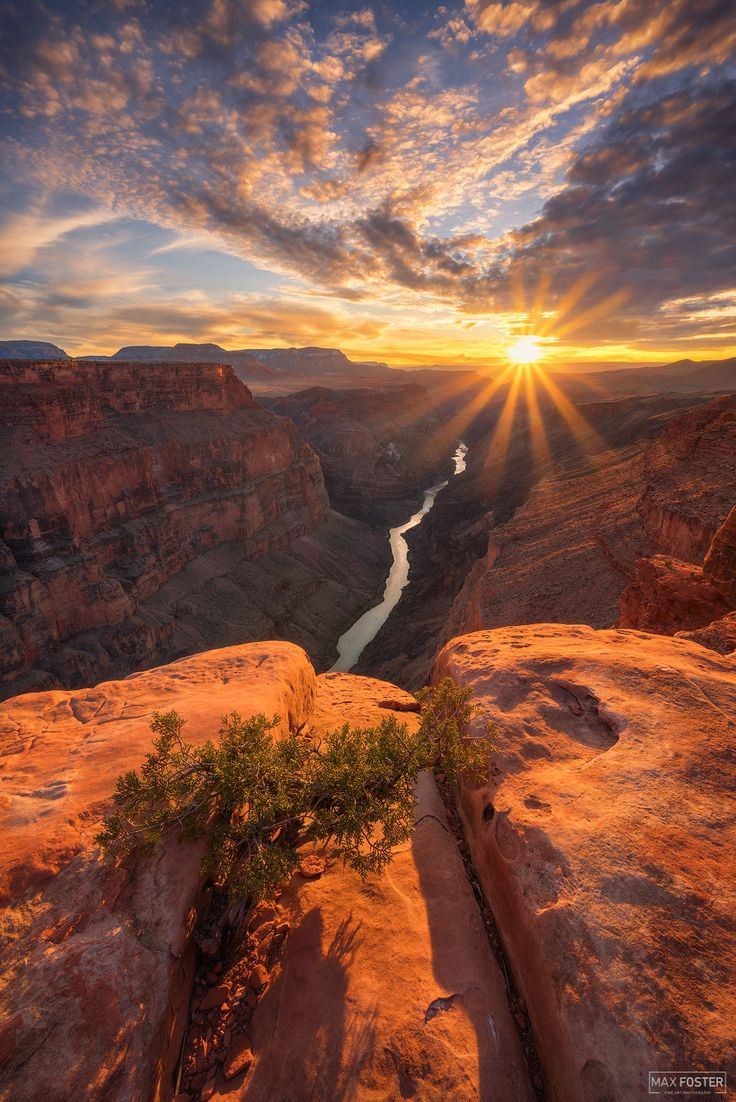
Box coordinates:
[330,442,468,673]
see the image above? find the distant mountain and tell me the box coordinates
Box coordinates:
[0,340,69,360]
[246,346,395,379]
[104,342,276,382]
[555,357,736,402]
[683,357,736,390]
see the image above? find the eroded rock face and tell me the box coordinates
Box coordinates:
[617,504,736,644]
[638,395,736,562]
[429,394,736,683]
[0,642,316,1102]
[0,361,329,698]
[617,554,730,634]
[703,504,736,604]
[676,610,736,654]
[265,384,461,525]
[435,625,736,1102]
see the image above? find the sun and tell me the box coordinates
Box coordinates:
[507,334,545,365]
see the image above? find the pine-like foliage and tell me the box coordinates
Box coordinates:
[97,677,490,902]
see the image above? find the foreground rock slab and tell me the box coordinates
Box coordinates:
[435,625,736,1102]
[0,647,533,1102]
[228,673,534,1102]
[0,642,316,1102]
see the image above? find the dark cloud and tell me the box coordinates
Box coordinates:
[503,80,736,316]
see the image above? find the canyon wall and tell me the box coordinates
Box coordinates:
[358,391,736,687]
[456,393,736,642]
[357,390,706,687]
[265,383,463,525]
[616,410,736,643]
[0,360,352,698]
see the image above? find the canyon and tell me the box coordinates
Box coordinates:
[0,352,735,1102]
[358,389,736,687]
[0,360,390,699]
[264,383,467,525]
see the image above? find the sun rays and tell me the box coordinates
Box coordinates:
[414,273,626,483]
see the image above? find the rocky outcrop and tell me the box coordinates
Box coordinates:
[703,504,736,603]
[435,625,736,1102]
[677,610,736,654]
[0,360,331,698]
[617,503,736,643]
[617,553,730,634]
[228,673,534,1102]
[0,643,316,1102]
[0,643,532,1102]
[265,384,462,525]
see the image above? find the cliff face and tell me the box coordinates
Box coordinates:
[616,412,736,645]
[265,383,461,525]
[436,625,736,1102]
[0,361,331,698]
[637,395,736,560]
[617,554,731,634]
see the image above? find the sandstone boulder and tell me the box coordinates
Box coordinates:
[435,625,736,1102]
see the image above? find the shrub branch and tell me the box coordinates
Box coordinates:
[97,677,492,902]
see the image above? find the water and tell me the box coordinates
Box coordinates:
[330,442,468,672]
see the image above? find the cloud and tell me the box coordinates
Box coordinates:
[0,0,733,360]
[503,80,736,316]
[0,203,119,277]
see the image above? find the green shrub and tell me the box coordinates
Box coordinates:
[97,677,489,902]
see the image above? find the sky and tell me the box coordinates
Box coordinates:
[0,0,734,367]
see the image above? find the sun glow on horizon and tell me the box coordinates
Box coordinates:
[507,334,546,365]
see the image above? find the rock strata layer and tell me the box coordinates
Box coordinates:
[0,360,330,698]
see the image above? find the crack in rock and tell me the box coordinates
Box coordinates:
[423,993,460,1023]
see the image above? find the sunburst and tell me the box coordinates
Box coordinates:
[401,273,626,480]
[507,334,545,365]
